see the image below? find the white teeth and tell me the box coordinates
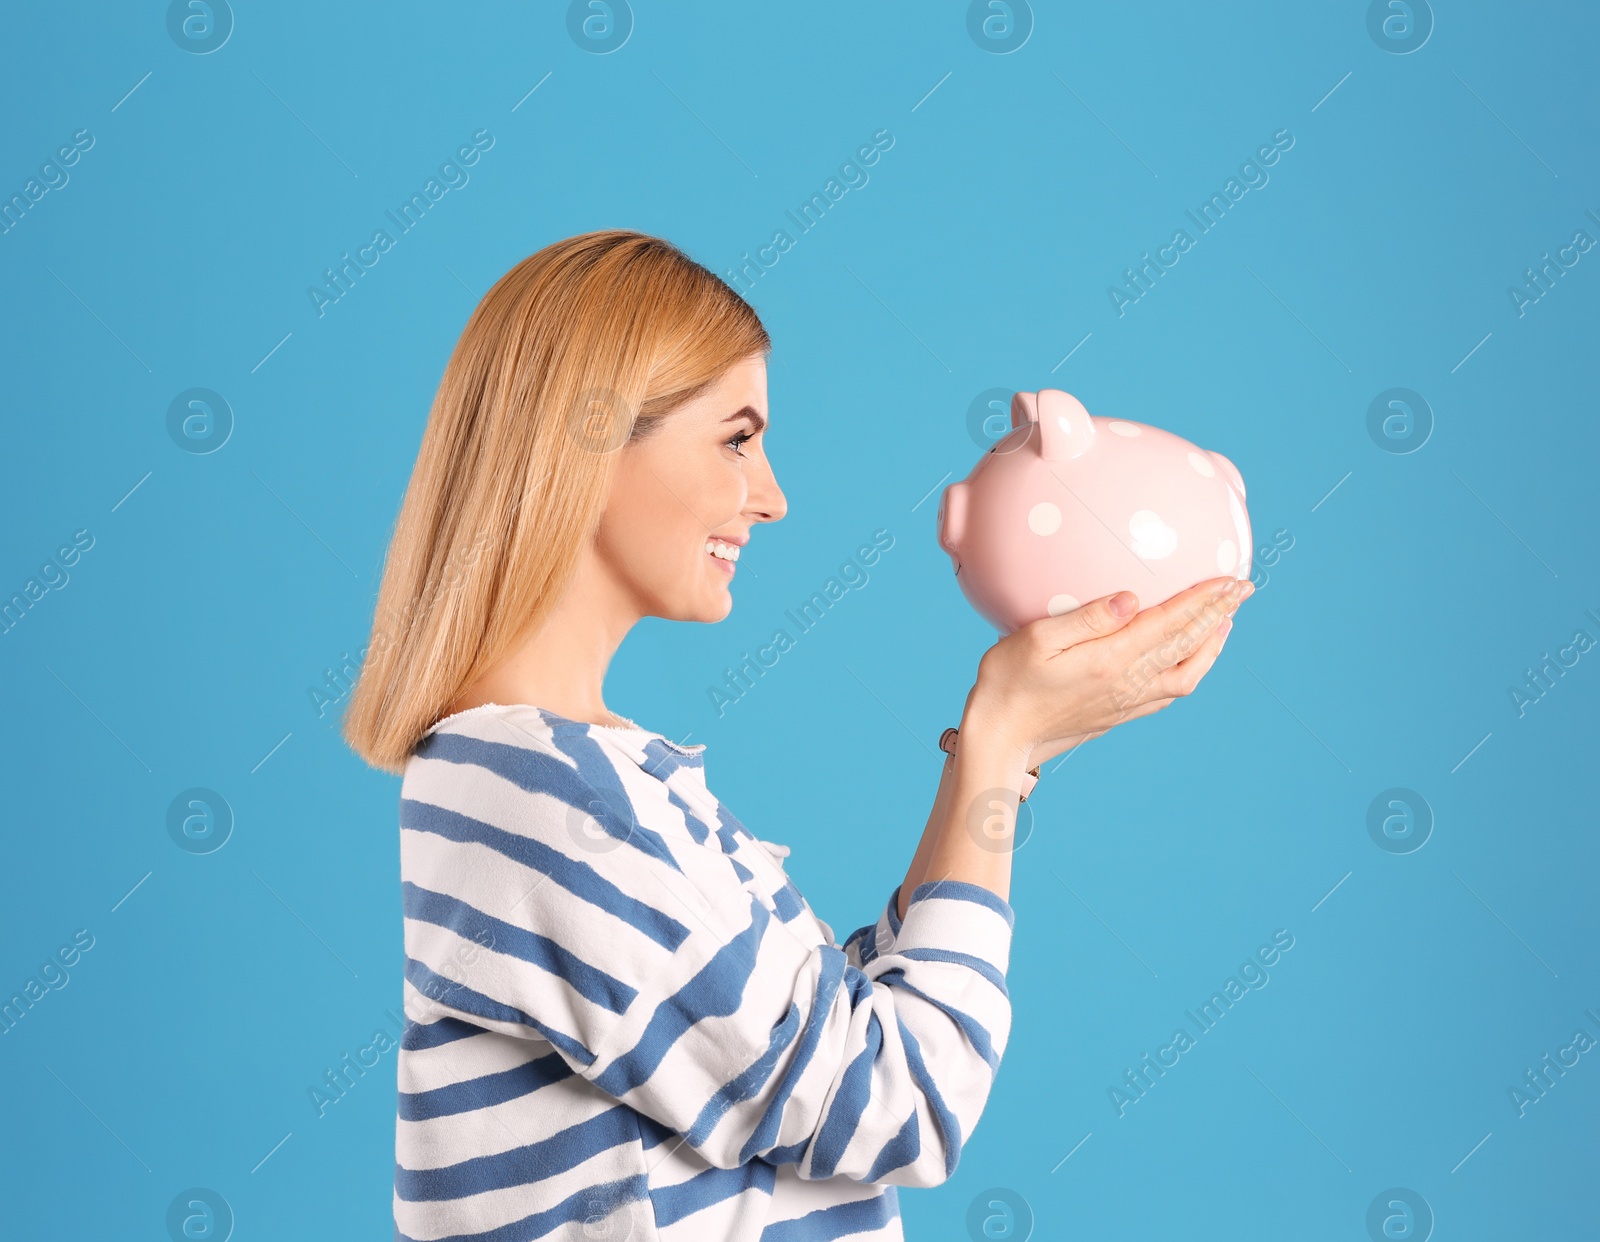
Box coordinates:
[706,539,740,562]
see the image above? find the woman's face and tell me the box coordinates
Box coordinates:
[596,353,786,623]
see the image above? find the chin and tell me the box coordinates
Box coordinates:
[691,592,734,624]
[653,588,733,624]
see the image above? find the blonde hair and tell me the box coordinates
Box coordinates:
[343,230,770,773]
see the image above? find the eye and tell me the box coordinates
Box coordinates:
[725,429,754,456]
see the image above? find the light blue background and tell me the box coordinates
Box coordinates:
[2,2,1597,1237]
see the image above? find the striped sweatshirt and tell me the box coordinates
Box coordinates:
[394,702,1015,1241]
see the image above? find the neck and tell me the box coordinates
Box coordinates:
[447,551,640,728]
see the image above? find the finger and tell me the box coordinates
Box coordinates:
[1150,613,1231,699]
[1138,576,1241,647]
[1120,577,1249,675]
[1026,589,1141,652]
[1117,695,1176,723]
[1106,584,1246,712]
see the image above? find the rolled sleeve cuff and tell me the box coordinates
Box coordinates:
[894,879,1014,976]
[850,883,903,967]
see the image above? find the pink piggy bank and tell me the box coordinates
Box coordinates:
[937,389,1252,634]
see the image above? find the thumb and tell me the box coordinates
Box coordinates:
[1035,590,1139,647]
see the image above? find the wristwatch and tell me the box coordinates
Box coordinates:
[938,727,1042,802]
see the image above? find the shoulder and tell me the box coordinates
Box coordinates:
[399,704,656,865]
[398,705,719,945]
[403,703,595,811]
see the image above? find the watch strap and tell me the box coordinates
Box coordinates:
[939,727,1042,802]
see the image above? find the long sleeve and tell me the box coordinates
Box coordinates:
[838,884,904,971]
[400,730,1013,1189]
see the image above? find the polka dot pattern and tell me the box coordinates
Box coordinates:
[1128,509,1177,559]
[953,401,1252,634]
[1028,502,1062,536]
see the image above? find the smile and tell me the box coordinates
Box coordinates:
[706,537,740,573]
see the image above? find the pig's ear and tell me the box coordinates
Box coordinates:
[1208,450,1246,499]
[1035,389,1096,462]
[1009,390,1038,429]
[937,481,967,561]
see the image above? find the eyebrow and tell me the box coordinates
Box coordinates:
[724,404,767,435]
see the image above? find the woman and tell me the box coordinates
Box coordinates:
[344,230,1250,1241]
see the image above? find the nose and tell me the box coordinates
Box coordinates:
[746,454,787,525]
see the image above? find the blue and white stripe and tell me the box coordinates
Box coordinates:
[394,702,1014,1241]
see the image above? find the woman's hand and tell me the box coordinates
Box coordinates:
[893,576,1251,921]
[960,576,1253,769]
